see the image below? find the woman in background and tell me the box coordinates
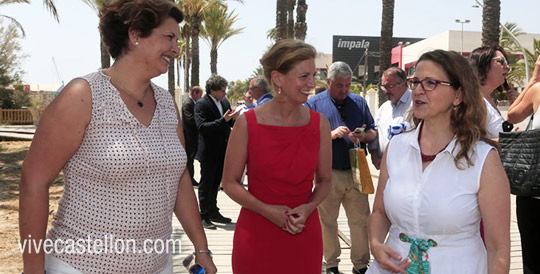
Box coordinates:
[506,55,540,274]
[19,1,216,273]
[469,45,511,138]
[222,39,332,274]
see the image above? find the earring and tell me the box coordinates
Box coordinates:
[453,104,459,110]
[278,87,281,94]
[135,41,139,45]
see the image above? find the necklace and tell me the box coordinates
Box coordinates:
[418,123,449,163]
[111,80,150,108]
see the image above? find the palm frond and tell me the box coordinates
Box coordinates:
[0,15,25,37]
[42,0,59,22]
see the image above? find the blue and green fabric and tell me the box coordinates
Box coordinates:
[399,233,437,274]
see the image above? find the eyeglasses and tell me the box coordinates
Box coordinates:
[380,82,402,91]
[406,78,452,91]
[492,56,508,66]
[182,253,206,274]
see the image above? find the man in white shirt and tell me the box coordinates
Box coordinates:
[235,91,255,115]
[369,67,412,169]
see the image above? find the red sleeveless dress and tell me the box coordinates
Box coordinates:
[231,109,323,274]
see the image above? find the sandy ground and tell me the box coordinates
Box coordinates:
[0,141,63,274]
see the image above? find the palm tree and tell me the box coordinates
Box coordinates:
[499,22,525,87]
[275,0,287,41]
[200,5,244,74]
[294,0,307,41]
[379,0,394,106]
[286,0,295,39]
[508,39,540,88]
[0,0,29,37]
[182,0,225,87]
[481,0,500,47]
[181,23,192,93]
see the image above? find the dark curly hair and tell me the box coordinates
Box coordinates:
[468,45,508,86]
[99,0,183,59]
[205,74,228,93]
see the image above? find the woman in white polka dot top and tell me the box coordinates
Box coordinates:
[19,1,216,273]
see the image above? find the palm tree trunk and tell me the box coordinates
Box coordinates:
[168,61,175,96]
[379,0,395,106]
[210,48,218,74]
[294,0,307,41]
[481,0,501,47]
[191,14,201,87]
[286,0,295,39]
[176,58,181,87]
[184,33,191,93]
[276,0,287,41]
[100,37,110,69]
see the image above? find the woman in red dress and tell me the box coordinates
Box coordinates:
[222,39,332,274]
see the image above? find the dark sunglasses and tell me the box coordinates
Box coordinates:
[182,253,206,274]
[406,78,452,91]
[492,56,508,66]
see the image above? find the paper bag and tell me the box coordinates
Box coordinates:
[349,147,375,194]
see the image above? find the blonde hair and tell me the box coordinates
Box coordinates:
[260,39,317,91]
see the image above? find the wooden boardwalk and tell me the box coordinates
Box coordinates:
[172,162,524,274]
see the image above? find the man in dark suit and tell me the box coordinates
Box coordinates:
[182,86,203,186]
[194,74,239,229]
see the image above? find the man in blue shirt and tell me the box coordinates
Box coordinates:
[305,61,375,274]
[249,76,273,106]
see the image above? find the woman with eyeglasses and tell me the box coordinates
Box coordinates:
[506,56,540,274]
[469,45,512,138]
[367,50,510,274]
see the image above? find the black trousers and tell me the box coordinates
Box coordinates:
[198,160,224,220]
[185,145,197,184]
[517,196,540,274]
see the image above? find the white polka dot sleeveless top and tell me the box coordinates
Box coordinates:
[47,70,187,273]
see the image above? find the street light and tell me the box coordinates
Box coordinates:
[455,19,471,55]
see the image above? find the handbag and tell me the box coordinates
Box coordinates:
[499,115,540,196]
[348,143,375,194]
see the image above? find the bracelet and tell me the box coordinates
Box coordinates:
[192,249,213,256]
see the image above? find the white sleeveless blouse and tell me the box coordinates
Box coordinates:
[367,125,494,274]
[47,71,186,273]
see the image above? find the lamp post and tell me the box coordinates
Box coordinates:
[455,19,470,55]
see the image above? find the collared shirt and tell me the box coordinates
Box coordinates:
[209,94,224,116]
[256,92,273,106]
[369,90,412,157]
[305,90,375,169]
[235,104,255,115]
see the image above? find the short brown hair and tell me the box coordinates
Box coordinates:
[260,39,317,91]
[99,0,183,59]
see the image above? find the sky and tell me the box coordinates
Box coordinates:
[3,0,540,90]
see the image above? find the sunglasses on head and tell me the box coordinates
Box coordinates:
[492,56,508,66]
[182,253,206,274]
